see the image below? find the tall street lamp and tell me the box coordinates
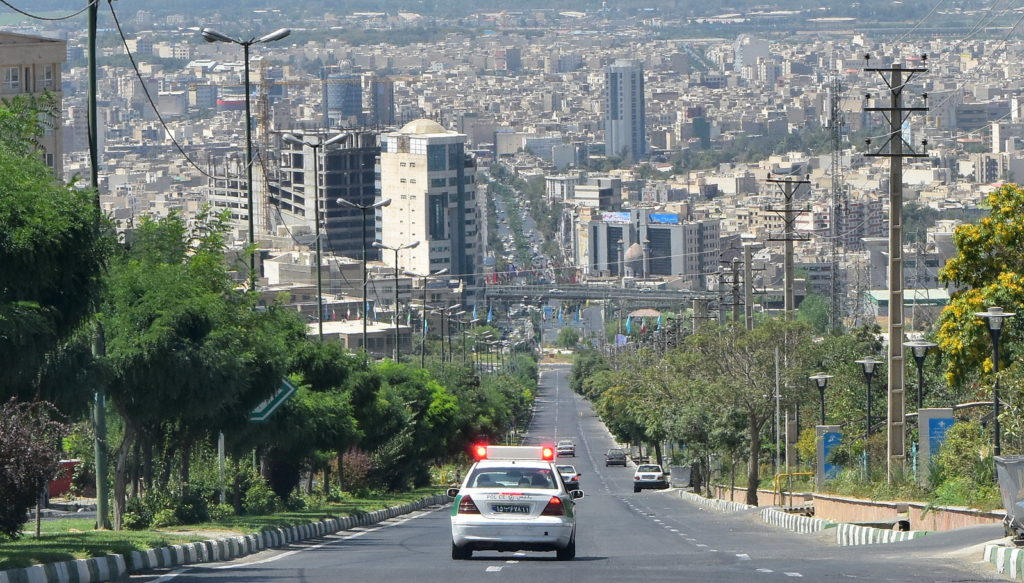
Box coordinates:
[281,132,345,341]
[976,306,1016,457]
[432,304,462,364]
[904,340,937,411]
[406,268,448,368]
[337,196,391,361]
[201,27,291,291]
[855,357,882,439]
[809,372,833,425]
[372,241,420,361]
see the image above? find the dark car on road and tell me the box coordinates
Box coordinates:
[604,448,628,466]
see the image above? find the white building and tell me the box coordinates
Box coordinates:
[379,119,481,284]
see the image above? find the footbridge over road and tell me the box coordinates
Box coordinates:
[482,284,719,312]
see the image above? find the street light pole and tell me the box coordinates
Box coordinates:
[201,27,291,291]
[904,340,937,411]
[976,306,1016,457]
[809,373,833,425]
[407,268,447,368]
[282,133,345,341]
[373,241,420,361]
[855,357,881,439]
[337,197,391,361]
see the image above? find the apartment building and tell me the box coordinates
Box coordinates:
[0,32,66,176]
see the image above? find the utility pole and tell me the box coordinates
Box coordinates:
[864,54,928,480]
[767,176,811,321]
[88,0,110,531]
[692,298,709,334]
[829,72,846,332]
[742,243,763,331]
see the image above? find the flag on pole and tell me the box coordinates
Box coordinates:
[575,307,581,322]
[656,314,663,330]
[407,311,412,326]
[472,305,479,320]
[487,305,494,323]
[557,308,565,323]
[424,314,429,333]
[625,316,632,334]
[640,318,648,334]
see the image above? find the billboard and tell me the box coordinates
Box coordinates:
[649,212,680,224]
[602,211,631,223]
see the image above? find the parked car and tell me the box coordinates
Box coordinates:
[604,448,628,467]
[633,464,669,493]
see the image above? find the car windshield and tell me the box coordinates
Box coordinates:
[556,465,575,474]
[607,450,625,456]
[637,465,662,473]
[467,467,557,489]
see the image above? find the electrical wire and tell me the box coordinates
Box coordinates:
[106,0,217,179]
[0,0,96,21]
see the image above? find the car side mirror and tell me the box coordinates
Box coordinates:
[571,490,585,499]
[447,487,460,498]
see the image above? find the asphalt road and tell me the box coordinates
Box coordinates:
[134,364,1003,583]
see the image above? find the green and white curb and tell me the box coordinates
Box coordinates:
[676,491,754,513]
[0,494,449,583]
[985,544,1024,579]
[760,508,836,534]
[835,522,927,546]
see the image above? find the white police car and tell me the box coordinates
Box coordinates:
[448,444,584,560]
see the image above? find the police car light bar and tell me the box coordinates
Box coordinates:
[472,445,556,461]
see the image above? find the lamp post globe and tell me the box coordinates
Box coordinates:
[809,372,833,425]
[903,340,937,411]
[855,357,882,438]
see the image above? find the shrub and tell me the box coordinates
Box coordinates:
[123,497,152,530]
[209,503,234,522]
[243,479,280,515]
[341,448,373,495]
[0,399,66,541]
[174,490,210,524]
[151,508,179,528]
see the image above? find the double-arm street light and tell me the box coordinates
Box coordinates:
[337,197,391,360]
[904,340,937,411]
[976,306,1016,457]
[406,268,448,368]
[809,372,833,425]
[201,27,291,291]
[281,132,346,341]
[373,241,421,361]
[431,304,462,364]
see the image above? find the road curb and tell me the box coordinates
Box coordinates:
[833,522,926,546]
[984,544,1024,579]
[760,508,835,534]
[675,490,754,513]
[0,493,450,583]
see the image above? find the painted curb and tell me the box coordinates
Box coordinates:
[760,508,836,534]
[984,544,1024,579]
[676,491,754,513]
[835,522,927,546]
[0,494,449,583]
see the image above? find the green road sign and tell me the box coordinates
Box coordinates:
[249,377,298,422]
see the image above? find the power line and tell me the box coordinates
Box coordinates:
[0,0,96,21]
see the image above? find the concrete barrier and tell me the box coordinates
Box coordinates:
[835,522,927,546]
[760,508,835,534]
[677,490,754,513]
[0,494,449,583]
[985,544,1024,579]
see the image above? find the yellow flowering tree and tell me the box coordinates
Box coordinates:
[936,184,1024,432]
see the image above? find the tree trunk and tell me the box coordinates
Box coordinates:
[729,456,737,501]
[143,439,154,492]
[158,440,178,490]
[323,458,331,497]
[746,415,763,506]
[113,424,136,531]
[653,442,663,467]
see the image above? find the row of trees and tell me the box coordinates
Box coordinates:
[0,95,537,537]
[570,183,1024,505]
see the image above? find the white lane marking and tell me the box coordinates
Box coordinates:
[513,552,526,557]
[785,573,803,578]
[506,560,519,564]
[653,519,662,523]
[669,528,679,532]
[213,506,442,570]
[486,566,503,572]
[696,544,708,548]
[707,549,719,552]
[736,553,751,560]
[148,569,189,583]
[756,568,773,573]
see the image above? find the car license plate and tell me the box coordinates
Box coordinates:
[492,504,529,514]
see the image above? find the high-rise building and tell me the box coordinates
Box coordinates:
[604,59,646,161]
[0,32,65,177]
[379,119,480,284]
[370,77,395,126]
[272,130,382,262]
[322,73,363,127]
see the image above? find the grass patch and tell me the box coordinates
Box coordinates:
[0,487,442,570]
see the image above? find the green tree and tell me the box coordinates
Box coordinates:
[556,327,580,349]
[0,399,66,540]
[0,94,107,400]
[796,294,830,334]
